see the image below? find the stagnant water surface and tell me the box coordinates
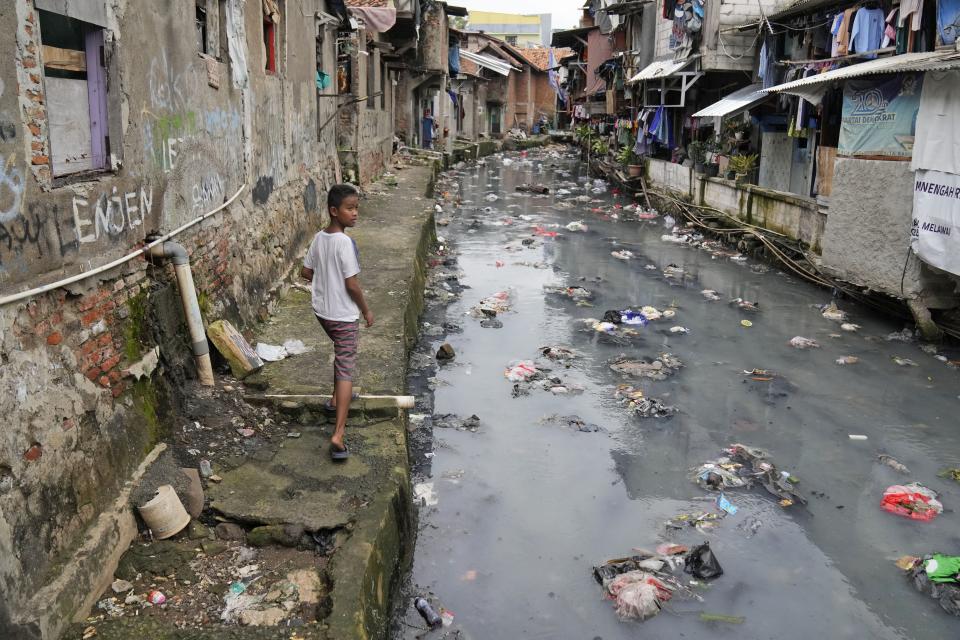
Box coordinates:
[392,148,960,639]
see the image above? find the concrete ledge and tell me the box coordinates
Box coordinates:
[21,445,167,640]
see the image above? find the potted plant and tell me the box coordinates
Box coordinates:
[617,144,644,177]
[729,153,758,184]
[689,141,707,174]
[591,138,609,157]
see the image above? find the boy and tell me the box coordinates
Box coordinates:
[301,184,374,460]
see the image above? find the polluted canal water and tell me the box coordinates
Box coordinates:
[393,146,960,639]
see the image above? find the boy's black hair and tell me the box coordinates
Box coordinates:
[328,183,359,210]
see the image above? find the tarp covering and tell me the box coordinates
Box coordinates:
[911,70,960,175]
[347,6,397,33]
[692,83,769,118]
[449,44,461,75]
[460,49,514,76]
[628,56,697,84]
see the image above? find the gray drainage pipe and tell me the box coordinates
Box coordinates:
[147,241,215,386]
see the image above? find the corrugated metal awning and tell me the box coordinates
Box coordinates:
[766,51,960,104]
[692,83,770,118]
[459,50,515,76]
[628,56,698,84]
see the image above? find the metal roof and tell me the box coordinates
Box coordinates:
[459,49,514,76]
[628,56,698,83]
[767,0,851,22]
[766,51,960,103]
[692,83,770,118]
[550,26,595,48]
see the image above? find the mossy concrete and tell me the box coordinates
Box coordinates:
[224,163,435,639]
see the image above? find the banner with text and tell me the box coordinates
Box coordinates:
[912,169,960,275]
[840,74,923,158]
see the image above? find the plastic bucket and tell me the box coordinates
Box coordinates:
[137,484,191,539]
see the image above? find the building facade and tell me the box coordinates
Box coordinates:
[465,10,552,47]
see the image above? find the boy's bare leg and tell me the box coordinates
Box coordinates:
[331,379,352,450]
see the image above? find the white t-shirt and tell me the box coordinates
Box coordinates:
[303,231,361,321]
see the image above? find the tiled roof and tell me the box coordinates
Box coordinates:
[522,47,574,71]
[345,0,389,7]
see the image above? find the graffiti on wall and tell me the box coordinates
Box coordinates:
[0,184,156,276]
[144,108,242,173]
[0,158,24,224]
[191,171,224,213]
[72,186,154,244]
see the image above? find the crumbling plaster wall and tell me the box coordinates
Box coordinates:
[0,1,337,636]
[822,158,926,298]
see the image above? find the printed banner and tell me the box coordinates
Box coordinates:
[911,169,960,275]
[840,74,923,158]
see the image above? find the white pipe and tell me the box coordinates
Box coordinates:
[0,185,246,307]
[260,394,416,409]
[147,241,215,386]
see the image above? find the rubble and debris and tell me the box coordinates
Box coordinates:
[614,385,677,418]
[877,454,910,474]
[544,285,593,301]
[611,250,634,260]
[789,336,820,349]
[903,555,960,617]
[609,353,683,381]
[433,414,481,432]
[413,482,439,507]
[436,343,456,361]
[701,289,721,301]
[841,323,861,332]
[593,543,720,622]
[835,356,859,365]
[665,511,725,533]
[471,290,512,317]
[938,468,960,482]
[892,356,919,367]
[692,444,805,505]
[505,360,538,382]
[819,302,848,321]
[539,345,579,361]
[887,328,915,342]
[539,415,602,433]
[730,298,760,312]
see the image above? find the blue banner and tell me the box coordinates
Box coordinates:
[840,73,923,158]
[939,0,960,44]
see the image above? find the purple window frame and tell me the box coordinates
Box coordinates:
[84,28,109,170]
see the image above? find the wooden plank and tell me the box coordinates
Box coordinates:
[42,44,86,72]
[46,77,93,176]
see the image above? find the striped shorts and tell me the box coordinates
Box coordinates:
[317,317,360,382]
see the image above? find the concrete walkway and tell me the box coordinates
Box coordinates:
[219,161,436,639]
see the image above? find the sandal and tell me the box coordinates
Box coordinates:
[324,392,360,412]
[330,443,350,460]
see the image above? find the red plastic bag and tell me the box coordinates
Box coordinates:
[880,484,943,521]
[533,226,558,238]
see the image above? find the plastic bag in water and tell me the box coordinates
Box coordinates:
[684,542,724,580]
